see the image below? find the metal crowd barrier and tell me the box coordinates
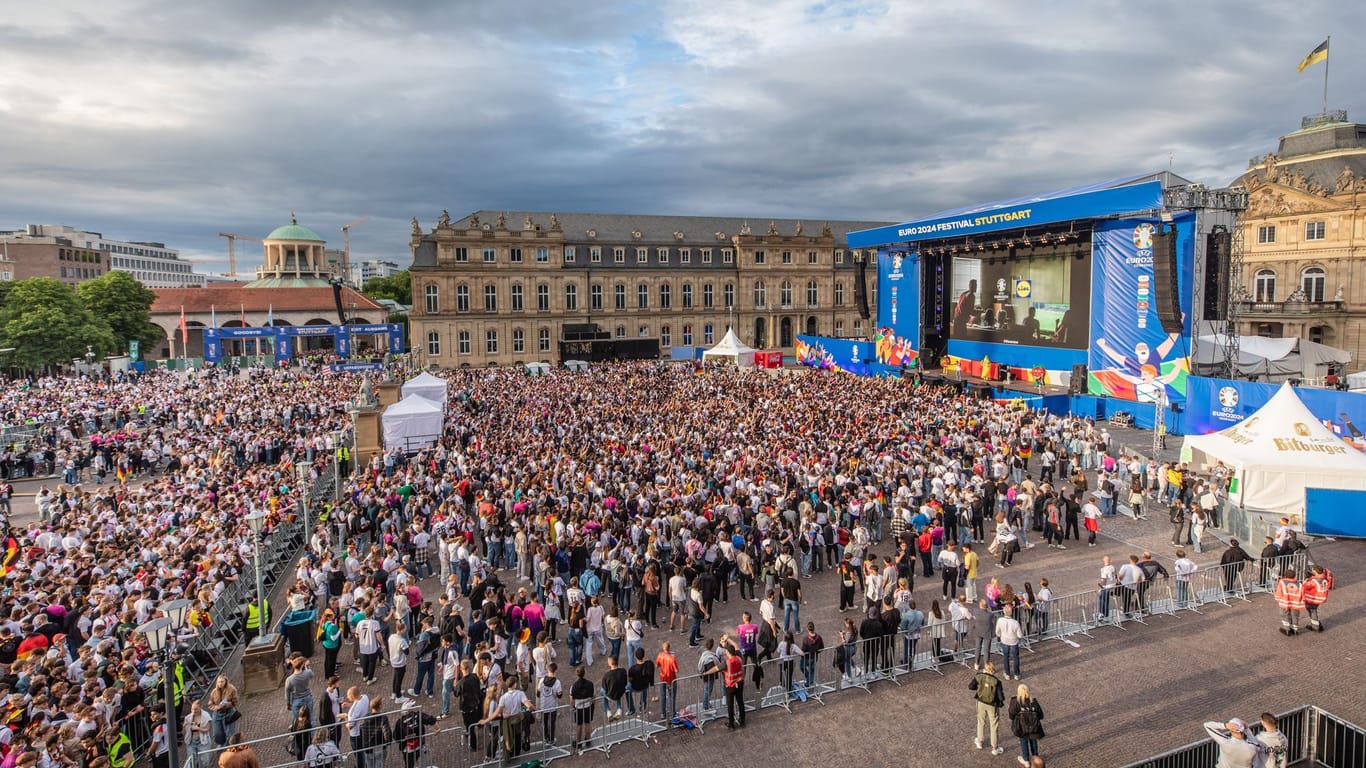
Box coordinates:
[237,549,1316,767]
[1119,705,1364,768]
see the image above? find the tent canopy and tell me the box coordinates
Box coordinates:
[381,394,443,452]
[702,327,756,367]
[1194,334,1351,381]
[1182,382,1366,518]
[401,371,448,409]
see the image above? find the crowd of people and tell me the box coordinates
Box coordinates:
[0,360,1296,768]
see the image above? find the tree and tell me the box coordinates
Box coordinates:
[362,270,411,306]
[77,270,161,350]
[0,278,116,369]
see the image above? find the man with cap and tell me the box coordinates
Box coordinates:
[1203,717,1265,768]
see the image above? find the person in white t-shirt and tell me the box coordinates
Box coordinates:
[994,605,1023,680]
[389,623,411,701]
[1097,556,1118,620]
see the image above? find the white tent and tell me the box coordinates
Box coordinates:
[702,327,756,367]
[382,394,443,452]
[401,371,448,410]
[1193,334,1352,381]
[1182,382,1366,518]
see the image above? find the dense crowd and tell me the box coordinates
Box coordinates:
[0,361,1262,768]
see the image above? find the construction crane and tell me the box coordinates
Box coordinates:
[216,232,263,278]
[340,217,369,284]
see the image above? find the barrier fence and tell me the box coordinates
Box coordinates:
[215,548,1319,768]
[1119,705,1364,768]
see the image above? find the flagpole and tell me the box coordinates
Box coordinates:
[1323,35,1330,116]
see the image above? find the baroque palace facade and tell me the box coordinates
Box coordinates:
[1236,114,1366,367]
[407,211,887,367]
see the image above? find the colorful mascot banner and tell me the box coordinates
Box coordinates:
[1087,214,1194,403]
[873,249,920,368]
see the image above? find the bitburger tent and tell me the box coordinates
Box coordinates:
[702,327,756,368]
[381,394,443,452]
[1182,382,1366,520]
[400,371,448,410]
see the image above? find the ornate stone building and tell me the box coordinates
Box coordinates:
[407,211,888,367]
[1234,114,1366,367]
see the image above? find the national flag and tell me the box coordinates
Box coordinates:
[0,535,17,578]
[178,305,188,345]
[267,304,274,327]
[1298,39,1328,73]
[240,304,246,326]
[211,305,217,329]
[116,464,128,484]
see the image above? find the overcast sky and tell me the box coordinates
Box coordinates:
[1,1,1361,275]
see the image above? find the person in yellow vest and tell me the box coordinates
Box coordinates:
[105,727,135,768]
[336,445,351,478]
[171,659,187,723]
[244,596,271,643]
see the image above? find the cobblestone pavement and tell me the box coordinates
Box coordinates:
[219,497,1365,767]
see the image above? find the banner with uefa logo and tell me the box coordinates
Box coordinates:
[873,248,921,367]
[1087,214,1195,403]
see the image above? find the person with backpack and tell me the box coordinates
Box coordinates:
[969,660,1006,755]
[303,728,342,768]
[392,704,437,768]
[1008,683,1045,765]
[1302,564,1332,632]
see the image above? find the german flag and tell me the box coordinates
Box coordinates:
[0,535,18,579]
[1298,39,1328,73]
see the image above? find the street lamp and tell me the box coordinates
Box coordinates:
[138,613,181,768]
[295,462,311,544]
[245,510,268,645]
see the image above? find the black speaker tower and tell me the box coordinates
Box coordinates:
[1151,224,1182,334]
[854,257,871,319]
[1204,226,1231,322]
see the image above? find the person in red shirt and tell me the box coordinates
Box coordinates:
[722,640,746,729]
[655,643,678,722]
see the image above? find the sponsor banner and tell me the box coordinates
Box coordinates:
[874,248,920,366]
[330,362,385,373]
[1185,376,1366,452]
[1087,214,1194,403]
[849,181,1162,248]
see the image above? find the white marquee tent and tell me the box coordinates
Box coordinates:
[1181,382,1366,519]
[1192,334,1352,382]
[401,371,448,411]
[382,394,443,452]
[702,328,756,367]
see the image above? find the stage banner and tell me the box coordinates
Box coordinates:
[873,249,920,367]
[203,329,222,363]
[795,335,902,377]
[1185,376,1366,452]
[1087,214,1194,403]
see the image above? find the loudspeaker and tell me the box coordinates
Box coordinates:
[1069,364,1088,395]
[1204,226,1231,321]
[854,258,871,319]
[1151,224,1182,334]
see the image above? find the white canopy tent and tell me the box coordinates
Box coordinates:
[1193,334,1352,382]
[1182,382,1366,520]
[702,327,756,367]
[401,371,448,410]
[381,394,444,452]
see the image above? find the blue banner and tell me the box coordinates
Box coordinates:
[1184,377,1366,452]
[849,181,1163,248]
[330,362,385,373]
[1087,215,1194,404]
[794,335,903,377]
[874,249,921,367]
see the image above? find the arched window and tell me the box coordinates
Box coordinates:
[426,330,440,356]
[512,328,525,353]
[1254,269,1276,303]
[681,283,693,309]
[615,284,627,311]
[660,325,671,346]
[565,283,578,310]
[456,284,470,313]
[423,284,439,314]
[806,280,819,307]
[1301,266,1326,303]
[834,282,845,306]
[537,284,549,311]
[659,283,671,309]
[637,283,649,309]
[483,284,497,312]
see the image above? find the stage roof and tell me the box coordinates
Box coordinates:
[848,171,1189,249]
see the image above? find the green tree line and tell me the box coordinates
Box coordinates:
[0,272,160,369]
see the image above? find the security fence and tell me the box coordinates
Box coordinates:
[217,548,1320,768]
[1119,705,1364,768]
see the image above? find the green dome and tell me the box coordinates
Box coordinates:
[266,222,324,242]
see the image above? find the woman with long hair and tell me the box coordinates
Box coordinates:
[1008,683,1046,766]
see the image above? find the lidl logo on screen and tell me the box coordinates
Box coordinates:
[1014,279,1032,299]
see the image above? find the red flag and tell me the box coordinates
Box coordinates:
[240,304,246,326]
[179,305,188,344]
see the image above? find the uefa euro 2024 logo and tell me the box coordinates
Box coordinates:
[1218,386,1238,408]
[1133,223,1154,251]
